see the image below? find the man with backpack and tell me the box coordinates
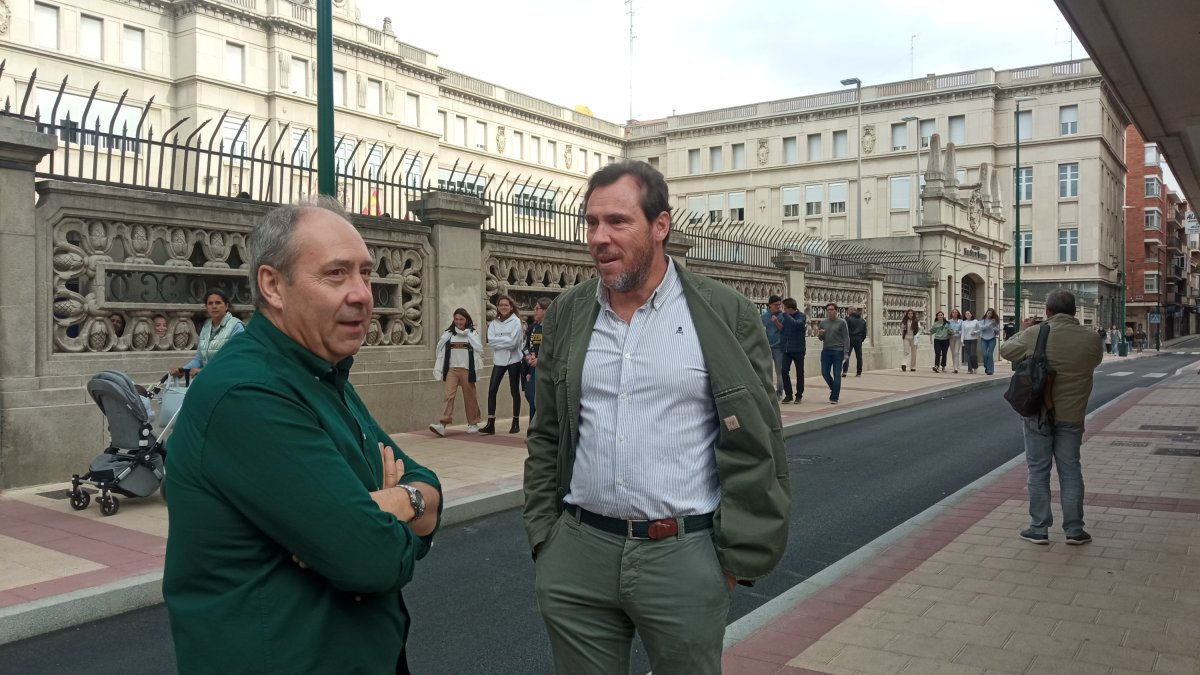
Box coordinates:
[1000,289,1103,546]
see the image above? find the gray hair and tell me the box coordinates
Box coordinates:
[248,195,348,309]
[1045,288,1077,316]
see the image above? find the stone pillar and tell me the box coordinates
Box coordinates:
[771,250,809,303]
[666,235,694,268]
[926,276,940,322]
[0,118,56,383]
[410,191,492,336]
[862,264,886,347]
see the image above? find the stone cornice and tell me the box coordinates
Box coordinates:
[437,87,624,146]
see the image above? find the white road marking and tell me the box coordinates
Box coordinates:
[1143,373,1168,379]
[1109,372,1134,377]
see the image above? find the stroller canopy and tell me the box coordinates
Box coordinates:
[87,370,153,450]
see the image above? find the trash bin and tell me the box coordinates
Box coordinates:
[1118,341,1128,357]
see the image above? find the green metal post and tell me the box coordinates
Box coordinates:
[1119,207,1128,356]
[316,0,335,197]
[1013,101,1022,320]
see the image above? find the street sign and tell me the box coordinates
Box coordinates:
[1187,211,1199,235]
[1149,313,1161,324]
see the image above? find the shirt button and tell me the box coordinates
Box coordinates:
[619,436,625,442]
[354,595,362,602]
[624,353,631,359]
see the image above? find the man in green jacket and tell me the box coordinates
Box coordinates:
[163,198,442,674]
[524,161,790,675]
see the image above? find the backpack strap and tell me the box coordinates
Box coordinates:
[1033,322,1051,357]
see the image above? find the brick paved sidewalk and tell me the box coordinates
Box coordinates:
[723,366,1200,675]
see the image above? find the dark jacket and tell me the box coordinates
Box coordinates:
[846,312,867,341]
[777,311,807,353]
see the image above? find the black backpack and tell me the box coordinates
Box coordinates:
[1003,322,1055,417]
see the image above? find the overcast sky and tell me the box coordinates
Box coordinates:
[357,0,1181,191]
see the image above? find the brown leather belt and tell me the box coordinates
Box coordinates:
[567,505,714,540]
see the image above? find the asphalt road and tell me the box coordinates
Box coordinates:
[2,350,1196,675]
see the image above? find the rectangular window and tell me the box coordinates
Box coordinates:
[687,196,705,224]
[1016,166,1033,201]
[365,145,383,180]
[728,191,746,221]
[1016,109,1033,140]
[807,133,821,161]
[437,111,447,140]
[454,116,467,146]
[955,168,967,184]
[1144,209,1161,229]
[474,121,487,150]
[1058,228,1079,263]
[832,130,848,158]
[608,155,616,165]
[80,15,103,59]
[222,117,248,156]
[332,70,346,106]
[948,115,966,144]
[530,136,541,163]
[710,146,723,172]
[581,148,589,173]
[1145,176,1161,197]
[333,136,353,174]
[919,119,936,148]
[366,79,382,114]
[34,3,58,49]
[707,193,724,223]
[547,140,557,167]
[225,43,244,83]
[121,26,144,70]
[828,181,848,214]
[782,186,800,218]
[1145,272,1159,293]
[290,57,308,96]
[889,175,911,209]
[1059,105,1078,135]
[805,185,823,216]
[291,128,309,165]
[594,152,601,169]
[645,156,656,169]
[1058,162,1079,198]
[783,136,797,164]
[513,131,524,159]
[688,149,701,174]
[405,93,420,126]
[1144,144,1159,166]
[731,143,746,170]
[891,122,908,151]
[1019,231,1033,264]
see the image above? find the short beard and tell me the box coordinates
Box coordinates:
[599,243,654,294]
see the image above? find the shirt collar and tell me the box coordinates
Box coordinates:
[247,311,354,385]
[595,255,678,312]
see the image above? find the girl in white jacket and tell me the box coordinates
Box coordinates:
[481,295,525,434]
[960,310,982,374]
[429,308,483,437]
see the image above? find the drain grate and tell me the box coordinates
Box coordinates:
[1140,425,1199,432]
[1153,448,1200,457]
[1111,441,1150,448]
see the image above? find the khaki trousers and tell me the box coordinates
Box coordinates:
[440,367,481,425]
[902,337,918,370]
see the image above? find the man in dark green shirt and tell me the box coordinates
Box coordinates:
[163,198,442,674]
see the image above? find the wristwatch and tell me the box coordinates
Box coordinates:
[398,484,426,521]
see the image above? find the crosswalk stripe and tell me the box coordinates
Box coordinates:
[1144,373,1168,378]
[1109,372,1133,377]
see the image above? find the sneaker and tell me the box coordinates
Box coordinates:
[932,367,939,373]
[781,396,793,403]
[953,369,958,373]
[466,424,480,434]
[829,399,838,404]
[1065,531,1092,546]
[1019,528,1049,544]
[793,397,802,404]
[901,365,907,372]
[428,423,446,437]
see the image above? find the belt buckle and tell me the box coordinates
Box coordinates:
[647,518,678,540]
[627,520,648,540]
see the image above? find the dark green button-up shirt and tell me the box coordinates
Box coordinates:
[164,312,440,675]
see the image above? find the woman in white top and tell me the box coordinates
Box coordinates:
[171,289,245,378]
[899,308,921,372]
[978,308,1001,375]
[429,308,483,437]
[947,309,964,373]
[480,295,525,435]
[960,310,982,374]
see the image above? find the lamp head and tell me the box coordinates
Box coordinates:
[840,77,861,86]
[901,116,918,122]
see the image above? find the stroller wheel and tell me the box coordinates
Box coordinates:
[69,489,91,511]
[99,495,120,517]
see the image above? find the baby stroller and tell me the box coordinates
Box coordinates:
[67,370,177,516]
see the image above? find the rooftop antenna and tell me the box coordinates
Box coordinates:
[626,0,635,121]
[910,34,918,79]
[1055,20,1075,60]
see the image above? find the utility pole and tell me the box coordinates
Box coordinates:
[910,34,918,79]
[626,0,635,122]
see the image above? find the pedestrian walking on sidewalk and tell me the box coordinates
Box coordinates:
[1000,288,1103,546]
[1100,325,1112,354]
[163,198,442,674]
[947,309,964,373]
[1108,326,1121,355]
[900,308,921,372]
[480,295,524,435]
[761,294,786,400]
[524,161,790,675]
[774,297,807,402]
[925,311,952,372]
[960,310,981,374]
[429,308,483,437]
[522,297,551,422]
[979,308,1001,375]
[843,307,867,377]
[819,303,851,403]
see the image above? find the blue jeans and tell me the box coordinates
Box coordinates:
[820,349,843,401]
[982,337,997,375]
[1022,416,1086,536]
[771,347,785,395]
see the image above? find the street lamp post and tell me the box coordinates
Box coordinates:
[1012,96,1037,320]
[841,77,863,239]
[1120,203,1133,356]
[902,115,919,224]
